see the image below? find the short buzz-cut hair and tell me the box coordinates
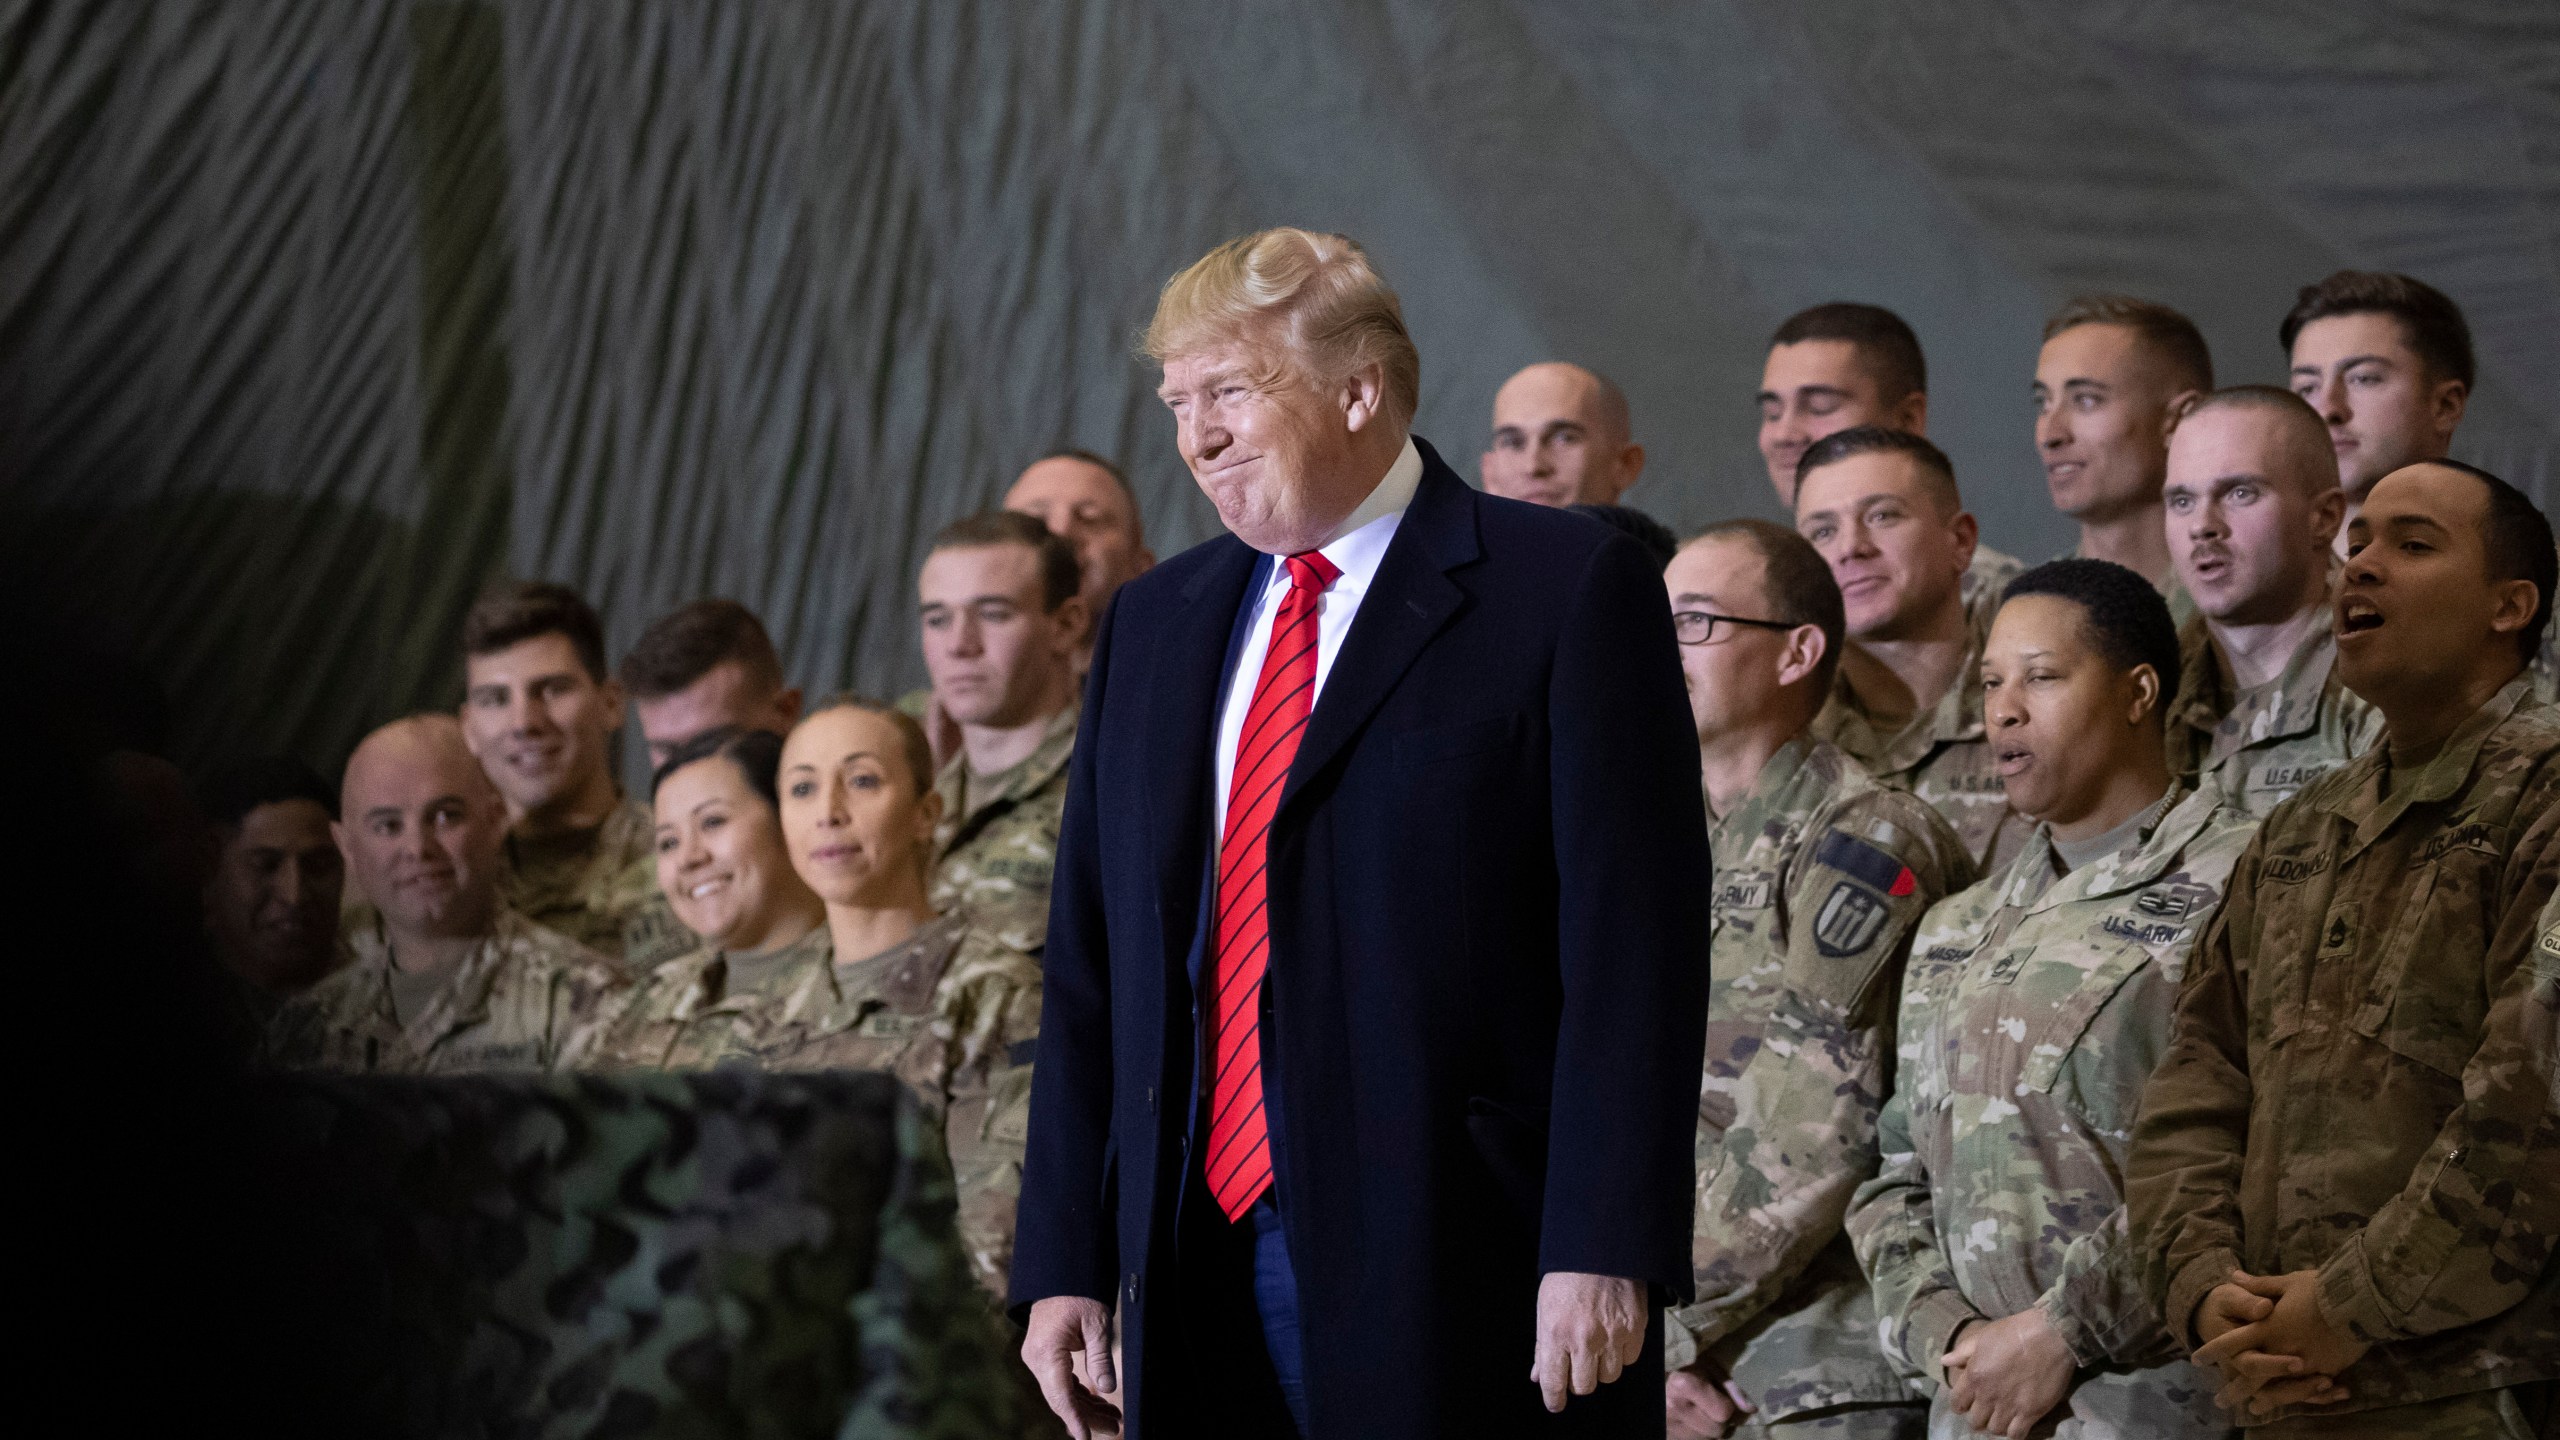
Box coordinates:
[1795,424,1963,517]
[463,580,609,683]
[2173,385,2340,495]
[1769,302,1926,403]
[2003,558,2183,716]
[928,509,1083,612]
[2406,459,2554,664]
[2279,270,2476,391]
[1142,228,1421,428]
[1684,518,1848,695]
[2043,294,2215,394]
[618,598,786,702]
[198,755,337,828]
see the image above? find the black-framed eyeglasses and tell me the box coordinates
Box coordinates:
[1672,610,1800,646]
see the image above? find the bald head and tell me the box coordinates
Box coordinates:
[2165,387,2345,627]
[1482,362,1644,507]
[337,715,509,940]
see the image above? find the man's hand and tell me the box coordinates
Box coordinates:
[2193,1270,2364,1419]
[1022,1296,1122,1439]
[1940,1310,2073,1439]
[2192,1276,2275,1347]
[1532,1272,1648,1413]
[1665,1357,1754,1439]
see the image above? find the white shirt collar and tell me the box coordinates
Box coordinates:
[1319,436,1422,549]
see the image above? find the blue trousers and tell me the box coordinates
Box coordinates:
[1247,1195,1309,1436]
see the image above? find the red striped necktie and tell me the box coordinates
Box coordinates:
[1203,549,1341,1221]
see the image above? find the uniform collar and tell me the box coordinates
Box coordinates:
[936,705,1078,838]
[2170,604,2344,764]
[1814,601,1990,775]
[2007,784,2219,916]
[2321,672,2536,854]
[349,906,529,1054]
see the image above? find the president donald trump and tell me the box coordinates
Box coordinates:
[1013,229,1712,1437]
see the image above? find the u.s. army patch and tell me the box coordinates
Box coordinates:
[1814,882,1891,957]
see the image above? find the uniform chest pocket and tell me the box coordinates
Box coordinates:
[2017,941,2159,1098]
[2345,864,2487,1080]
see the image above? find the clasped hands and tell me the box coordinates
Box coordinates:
[2191,1268,2368,1419]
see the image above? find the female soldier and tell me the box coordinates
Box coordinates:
[594,699,1042,1300]
[584,725,827,1066]
[1848,560,2256,1440]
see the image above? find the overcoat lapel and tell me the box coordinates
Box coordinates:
[1281,451,1479,816]
[1145,539,1262,941]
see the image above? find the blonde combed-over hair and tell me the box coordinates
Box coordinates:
[1142,228,1420,427]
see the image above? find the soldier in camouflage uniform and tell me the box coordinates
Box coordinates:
[1848,559,2254,1440]
[1797,428,2027,872]
[2128,462,2558,1437]
[1662,521,1978,1440]
[916,511,1086,951]
[2160,389,2383,816]
[930,707,1073,950]
[268,715,626,1073]
[458,580,692,970]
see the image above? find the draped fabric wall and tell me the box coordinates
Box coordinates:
[4,1,2553,783]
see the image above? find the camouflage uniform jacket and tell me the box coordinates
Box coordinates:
[1815,600,2026,873]
[1848,785,2254,1437]
[929,707,1075,952]
[2166,606,2382,818]
[586,910,1044,1302]
[265,906,627,1074]
[2130,676,2560,1422]
[502,795,692,969]
[1666,737,1977,1421]
[1959,544,2026,636]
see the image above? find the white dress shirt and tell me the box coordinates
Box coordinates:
[1210,438,1424,842]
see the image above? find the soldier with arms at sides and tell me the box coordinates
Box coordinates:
[1661,521,1975,1440]
[1758,303,2020,626]
[2161,388,2380,815]
[1797,427,2025,871]
[267,715,625,1073]
[2128,461,2558,1438]
[620,598,803,771]
[1846,559,2257,1440]
[459,581,688,968]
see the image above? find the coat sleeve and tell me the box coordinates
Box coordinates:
[1539,533,1715,1298]
[1006,592,1125,1317]
[2316,779,2560,1344]
[2126,839,2263,1351]
[1665,801,1971,1366]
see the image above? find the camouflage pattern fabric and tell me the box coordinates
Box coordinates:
[253,1068,1036,1438]
[1958,544,2025,637]
[2532,553,2556,704]
[2131,676,2560,1422]
[2165,606,2382,817]
[1667,738,1975,1426]
[582,910,1043,1303]
[1814,596,2025,874]
[266,906,627,1073]
[928,707,1074,953]
[2249,1381,2555,1440]
[502,795,694,969]
[1848,785,2254,1439]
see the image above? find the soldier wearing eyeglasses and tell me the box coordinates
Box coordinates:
[1662,520,1976,1440]
[1795,427,2026,871]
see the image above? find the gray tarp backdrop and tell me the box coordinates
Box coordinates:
[4,2,2554,785]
